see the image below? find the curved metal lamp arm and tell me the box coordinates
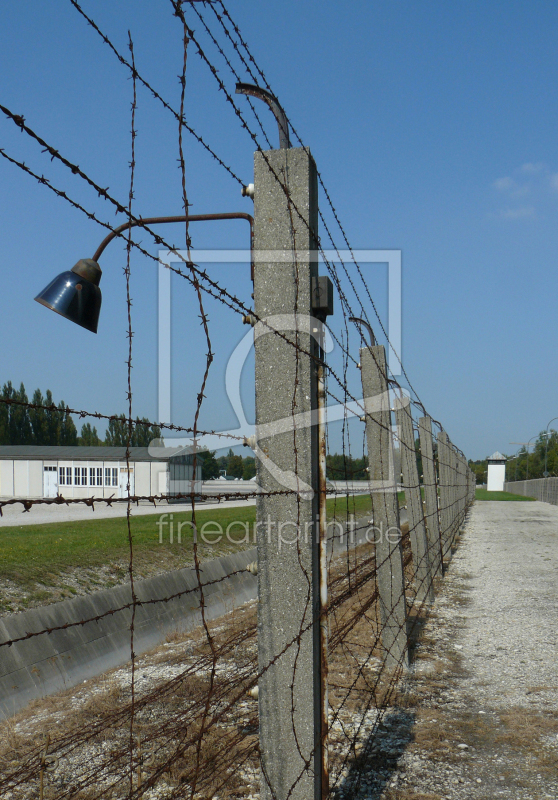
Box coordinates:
[349,316,376,347]
[235,83,290,149]
[92,212,253,264]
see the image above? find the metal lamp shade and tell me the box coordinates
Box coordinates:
[35,259,102,333]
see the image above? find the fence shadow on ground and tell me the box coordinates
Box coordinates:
[335,707,416,798]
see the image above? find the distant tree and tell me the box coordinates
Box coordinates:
[0,385,7,444]
[78,422,102,446]
[58,401,78,445]
[242,456,256,480]
[8,383,33,445]
[226,448,244,479]
[29,388,47,444]
[326,452,368,481]
[131,417,163,447]
[105,413,163,447]
[194,449,220,480]
[105,415,128,446]
[0,382,14,444]
[44,389,60,445]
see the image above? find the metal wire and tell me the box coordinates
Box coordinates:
[0,6,476,799]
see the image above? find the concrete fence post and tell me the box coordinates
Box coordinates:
[252,146,325,800]
[394,397,434,605]
[449,446,460,544]
[360,344,408,670]
[455,452,465,528]
[436,430,453,563]
[418,416,443,577]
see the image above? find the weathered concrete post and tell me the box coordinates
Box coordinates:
[448,445,459,548]
[394,397,434,605]
[360,345,408,669]
[417,416,443,578]
[437,430,453,563]
[451,447,462,540]
[253,147,324,800]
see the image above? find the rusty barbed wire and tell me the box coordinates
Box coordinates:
[68,0,245,188]
[123,35,138,791]
[0,6,477,799]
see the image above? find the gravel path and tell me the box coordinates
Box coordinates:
[377,500,558,800]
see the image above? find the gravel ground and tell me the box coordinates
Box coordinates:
[2,499,558,799]
[368,500,558,800]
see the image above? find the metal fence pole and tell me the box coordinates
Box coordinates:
[418,416,443,578]
[394,397,434,605]
[252,146,325,800]
[360,344,408,669]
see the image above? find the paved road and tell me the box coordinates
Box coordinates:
[0,497,257,527]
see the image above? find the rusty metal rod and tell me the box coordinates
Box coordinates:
[92,212,254,279]
[317,328,329,798]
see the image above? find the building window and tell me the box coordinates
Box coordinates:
[59,466,72,486]
[74,467,86,486]
[89,468,103,487]
[104,467,118,487]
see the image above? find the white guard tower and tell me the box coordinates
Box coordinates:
[487,451,506,491]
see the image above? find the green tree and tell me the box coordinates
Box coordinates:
[79,422,102,446]
[195,449,220,480]
[226,448,244,479]
[242,456,256,480]
[468,459,487,485]
[0,383,10,444]
[105,414,128,446]
[131,417,163,447]
[44,389,60,445]
[29,388,47,444]
[58,401,78,445]
[105,413,163,447]
[8,383,33,445]
[326,452,368,481]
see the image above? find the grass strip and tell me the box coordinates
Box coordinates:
[475,488,535,502]
[0,493,385,587]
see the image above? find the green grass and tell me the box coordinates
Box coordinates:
[475,488,535,502]
[0,493,392,589]
[0,505,258,588]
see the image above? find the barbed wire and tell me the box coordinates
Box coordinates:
[0,5,476,799]
[68,0,245,187]
[202,0,425,401]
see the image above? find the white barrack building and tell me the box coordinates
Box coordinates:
[0,446,170,500]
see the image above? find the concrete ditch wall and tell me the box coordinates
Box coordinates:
[504,478,558,505]
[0,547,257,720]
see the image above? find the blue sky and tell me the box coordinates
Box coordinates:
[1,1,558,461]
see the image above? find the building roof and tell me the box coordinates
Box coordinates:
[0,445,173,462]
[487,451,506,462]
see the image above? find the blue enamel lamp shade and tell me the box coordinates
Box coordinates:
[35,258,102,333]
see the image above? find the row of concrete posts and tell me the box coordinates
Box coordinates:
[250,145,476,800]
